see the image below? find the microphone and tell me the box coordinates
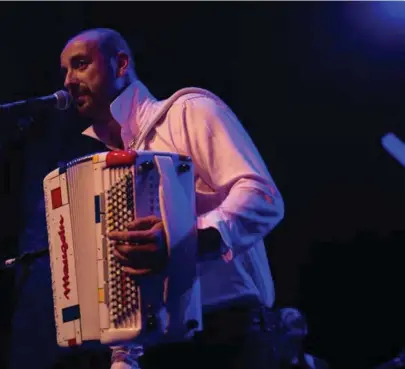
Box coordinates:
[0,90,72,117]
[0,248,49,270]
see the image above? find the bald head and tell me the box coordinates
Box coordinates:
[67,28,136,75]
[60,28,136,122]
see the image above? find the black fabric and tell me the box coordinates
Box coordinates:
[139,306,280,369]
[197,227,222,259]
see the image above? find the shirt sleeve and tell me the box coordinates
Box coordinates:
[177,96,285,258]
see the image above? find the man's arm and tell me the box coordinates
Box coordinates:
[175,95,285,260]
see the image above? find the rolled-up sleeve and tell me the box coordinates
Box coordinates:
[178,96,284,257]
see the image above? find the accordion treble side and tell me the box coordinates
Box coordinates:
[43,150,202,348]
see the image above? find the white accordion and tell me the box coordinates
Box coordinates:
[43,150,202,348]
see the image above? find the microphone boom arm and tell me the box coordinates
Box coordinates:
[0,248,49,270]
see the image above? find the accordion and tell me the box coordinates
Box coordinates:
[43,150,202,348]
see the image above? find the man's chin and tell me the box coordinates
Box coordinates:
[76,101,94,118]
[75,98,110,122]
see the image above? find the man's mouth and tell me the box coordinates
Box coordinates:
[74,95,88,107]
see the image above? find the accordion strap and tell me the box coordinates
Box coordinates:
[129,87,221,151]
[153,154,201,339]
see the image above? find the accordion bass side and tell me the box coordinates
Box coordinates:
[43,150,202,347]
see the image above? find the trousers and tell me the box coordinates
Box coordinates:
[139,305,280,369]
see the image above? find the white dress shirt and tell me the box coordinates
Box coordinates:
[82,79,285,367]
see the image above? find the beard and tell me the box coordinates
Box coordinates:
[70,80,117,122]
[75,96,112,125]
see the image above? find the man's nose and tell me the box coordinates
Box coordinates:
[64,71,79,90]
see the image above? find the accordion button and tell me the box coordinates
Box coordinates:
[178,164,190,173]
[142,161,154,171]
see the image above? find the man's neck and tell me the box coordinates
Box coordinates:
[92,118,124,150]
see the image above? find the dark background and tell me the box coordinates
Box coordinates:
[1,2,405,369]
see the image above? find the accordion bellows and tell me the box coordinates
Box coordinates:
[43,150,202,347]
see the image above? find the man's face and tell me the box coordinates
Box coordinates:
[60,37,116,121]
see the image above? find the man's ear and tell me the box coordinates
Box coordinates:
[116,51,130,77]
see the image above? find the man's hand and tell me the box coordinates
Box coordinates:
[108,215,168,276]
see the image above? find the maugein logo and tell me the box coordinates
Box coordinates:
[58,215,71,299]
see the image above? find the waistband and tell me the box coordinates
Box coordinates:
[203,303,278,333]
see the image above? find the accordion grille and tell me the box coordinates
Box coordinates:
[106,167,140,328]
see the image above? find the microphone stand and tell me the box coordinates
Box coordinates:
[0,247,49,271]
[0,115,35,152]
[1,247,50,344]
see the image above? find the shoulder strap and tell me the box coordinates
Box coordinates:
[129,87,219,150]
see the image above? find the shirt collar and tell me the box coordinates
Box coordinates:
[81,79,159,149]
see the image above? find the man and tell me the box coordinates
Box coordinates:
[60,28,284,369]
[277,307,329,369]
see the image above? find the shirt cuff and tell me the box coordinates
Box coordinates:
[197,209,233,258]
